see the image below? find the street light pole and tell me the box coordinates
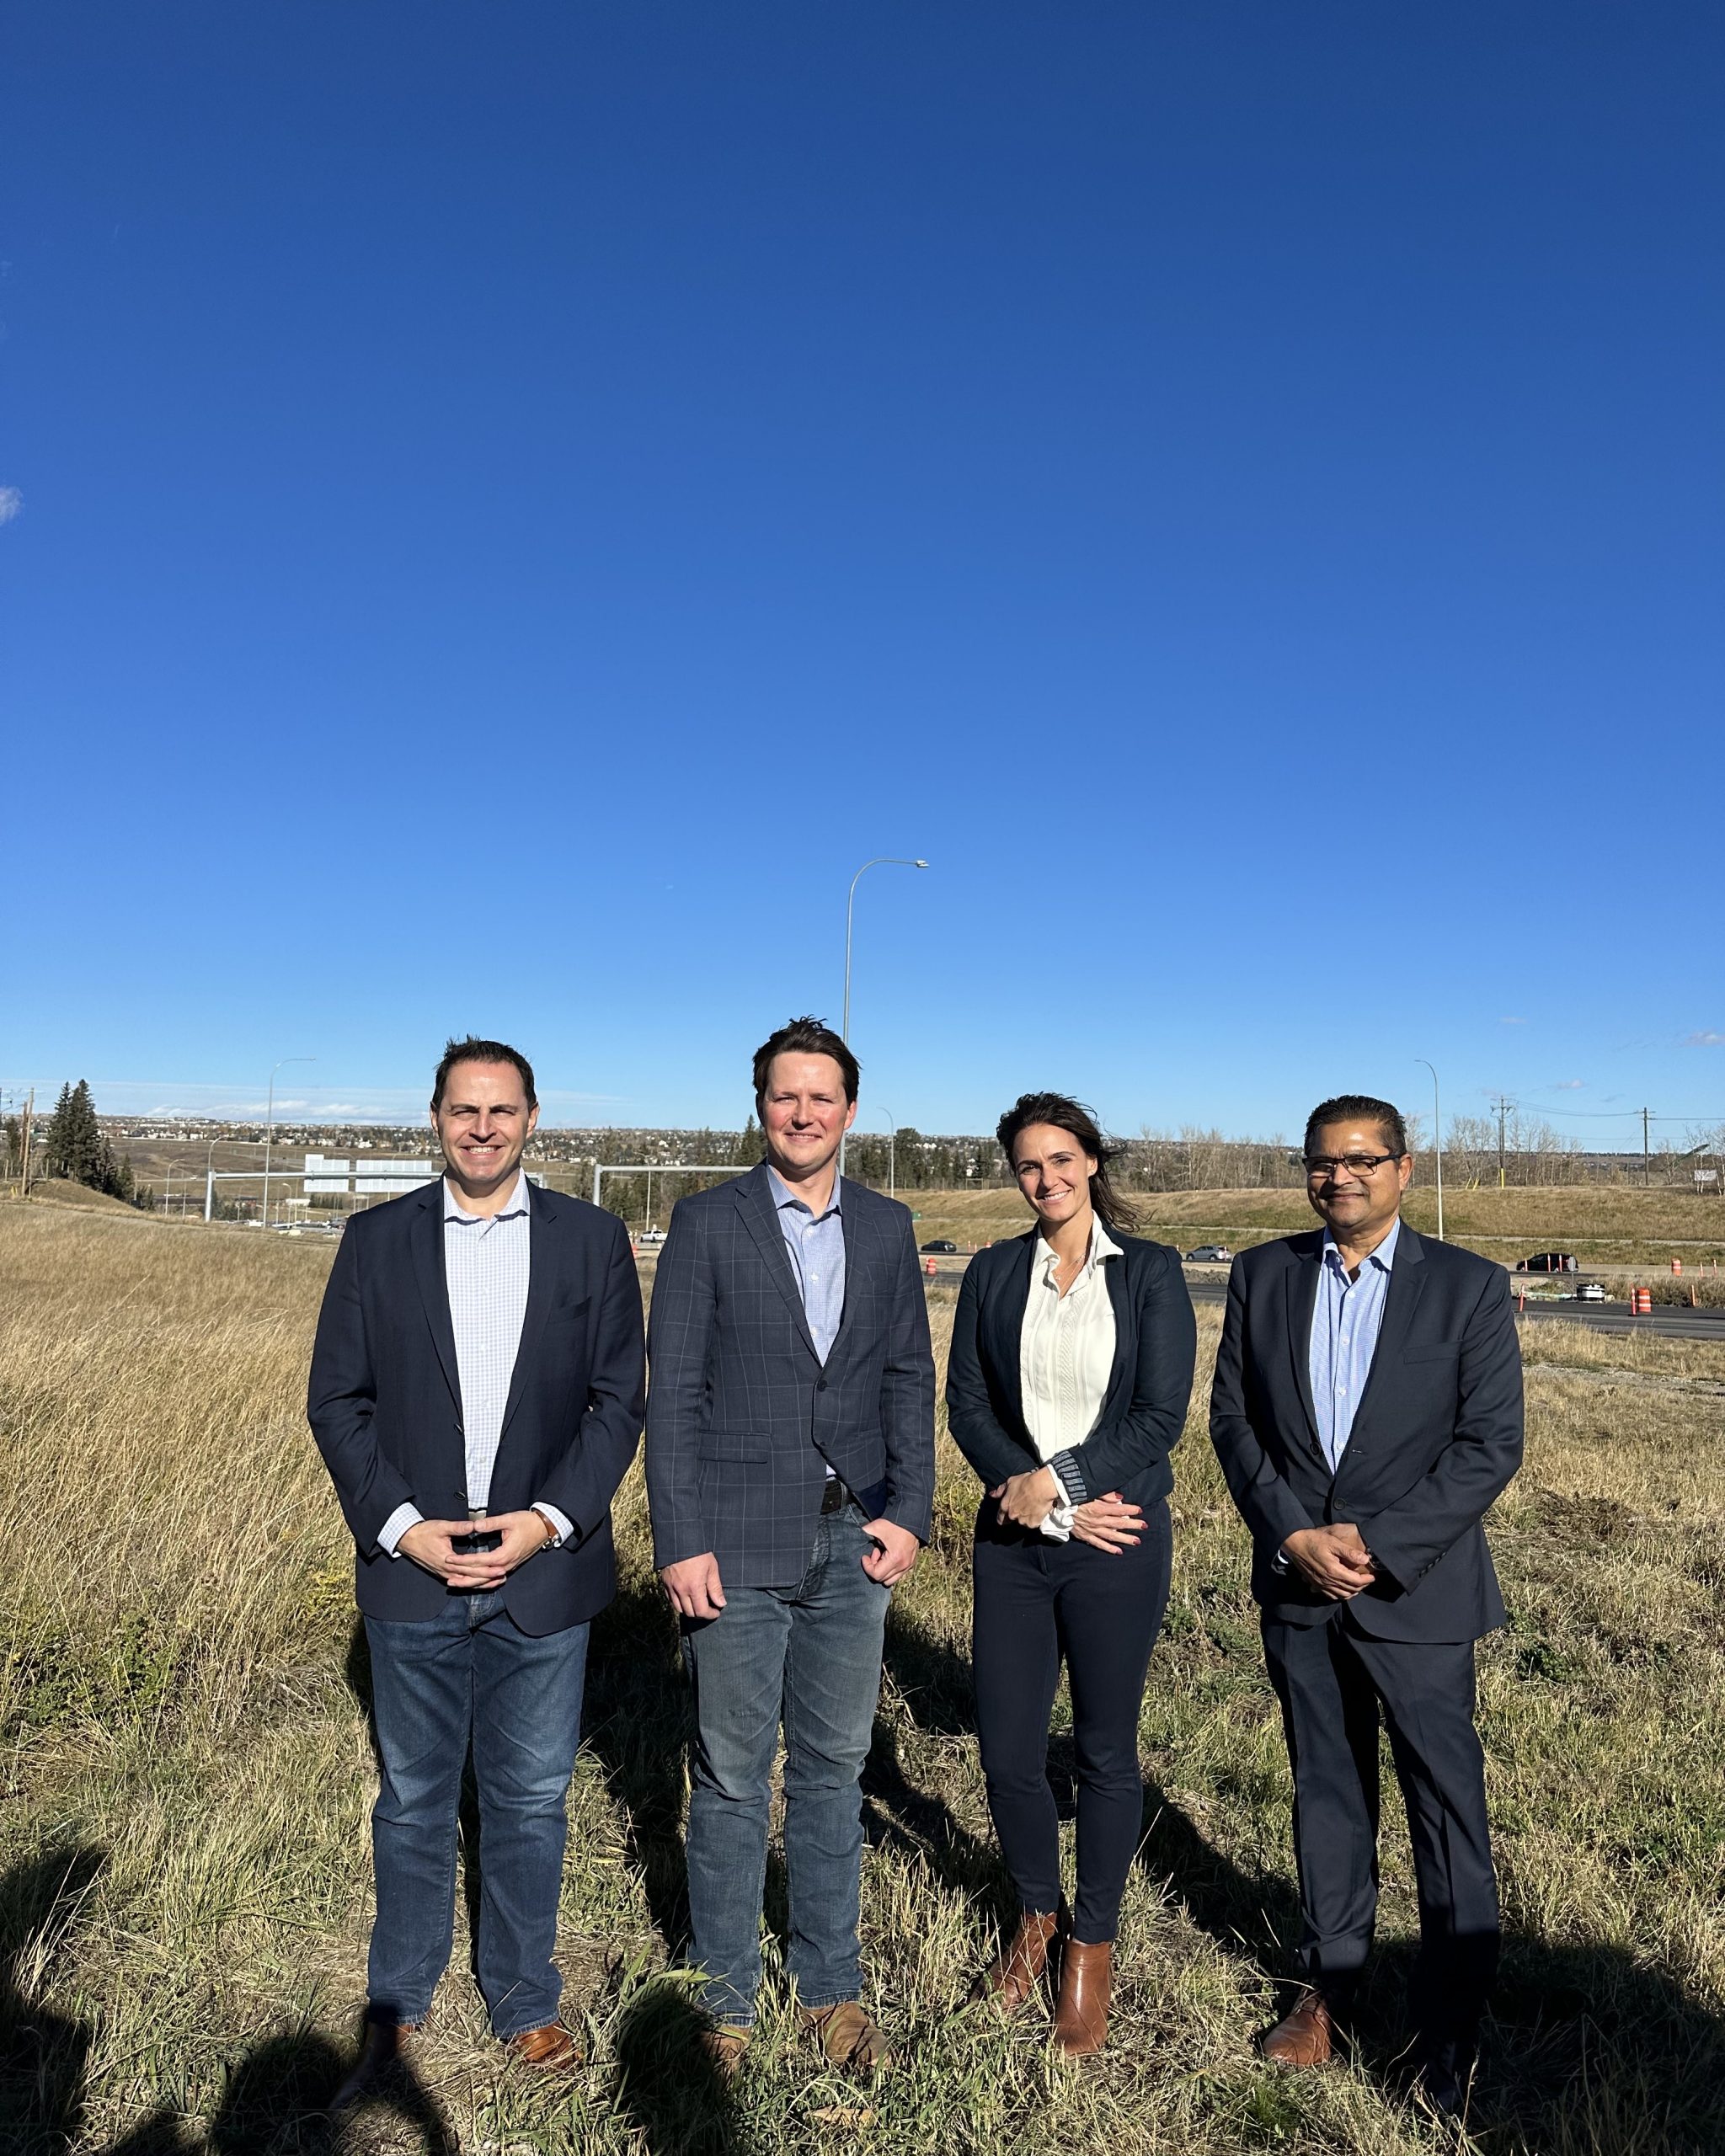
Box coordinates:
[1415,1059,1445,1243]
[877,1106,896,1201]
[839,857,927,1177]
[262,1056,316,1228]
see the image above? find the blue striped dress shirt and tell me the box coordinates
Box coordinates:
[1308,1217,1401,1474]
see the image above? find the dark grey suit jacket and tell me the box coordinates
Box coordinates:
[644,1163,937,1587]
[1208,1225,1523,1642]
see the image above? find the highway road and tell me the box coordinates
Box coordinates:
[922,1260,1725,1342]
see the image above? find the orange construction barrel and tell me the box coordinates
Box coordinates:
[1632,1286,1652,1315]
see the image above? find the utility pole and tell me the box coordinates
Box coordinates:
[1493,1096,1512,1188]
[1642,1105,1651,1187]
[19,1088,33,1198]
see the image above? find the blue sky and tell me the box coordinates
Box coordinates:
[4,3,1721,1141]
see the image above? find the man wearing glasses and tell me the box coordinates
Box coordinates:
[1209,1094,1523,2121]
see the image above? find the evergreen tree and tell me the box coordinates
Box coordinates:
[43,1081,108,1190]
[734,1115,764,1167]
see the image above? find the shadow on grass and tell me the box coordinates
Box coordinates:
[0,1844,104,2156]
[584,1576,697,1951]
[611,1976,742,2156]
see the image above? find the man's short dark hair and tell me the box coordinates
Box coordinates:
[432,1036,537,1111]
[752,1017,860,1109]
[1305,1094,1408,1159]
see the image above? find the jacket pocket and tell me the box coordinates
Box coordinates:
[697,1433,772,1463]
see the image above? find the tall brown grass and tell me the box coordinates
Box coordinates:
[3,1203,1722,2153]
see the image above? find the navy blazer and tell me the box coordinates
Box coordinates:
[1208,1225,1524,1642]
[307,1179,646,1636]
[946,1228,1197,1517]
[644,1163,937,1587]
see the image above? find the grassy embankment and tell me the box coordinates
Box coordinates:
[3,1202,1723,2155]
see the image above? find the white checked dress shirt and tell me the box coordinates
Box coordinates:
[377,1171,574,1555]
[1018,1216,1122,1540]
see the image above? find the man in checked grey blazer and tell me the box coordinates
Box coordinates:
[646,1016,936,2078]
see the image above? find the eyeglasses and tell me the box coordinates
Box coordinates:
[1305,1151,1402,1178]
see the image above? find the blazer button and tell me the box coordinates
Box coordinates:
[816,1379,828,1392]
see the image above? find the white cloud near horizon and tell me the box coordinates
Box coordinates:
[0,487,22,526]
[1686,1031,1723,1046]
[1554,1079,1584,1090]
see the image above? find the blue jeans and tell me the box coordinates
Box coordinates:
[365,1591,589,2036]
[681,1508,890,2025]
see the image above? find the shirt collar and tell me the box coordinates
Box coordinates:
[443,1168,531,1224]
[1322,1216,1401,1275]
[1034,1214,1124,1275]
[766,1164,842,1221]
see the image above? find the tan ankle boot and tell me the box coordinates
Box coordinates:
[1053,1939,1112,2057]
[971,1911,1060,2014]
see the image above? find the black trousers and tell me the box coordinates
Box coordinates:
[971,1499,1171,1943]
[1262,1612,1499,2047]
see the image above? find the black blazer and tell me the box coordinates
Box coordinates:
[1208,1225,1524,1642]
[307,1179,646,1636]
[945,1229,1197,1517]
[644,1163,937,1588]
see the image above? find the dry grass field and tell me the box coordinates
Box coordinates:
[3,1201,1723,2156]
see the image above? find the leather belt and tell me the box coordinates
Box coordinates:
[820,1477,848,1515]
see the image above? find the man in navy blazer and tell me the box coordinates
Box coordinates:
[1210,1094,1522,2119]
[646,1017,935,2079]
[308,1037,644,2100]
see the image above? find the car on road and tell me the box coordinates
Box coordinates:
[1573,1280,1608,1303]
[1516,1251,1578,1273]
[1183,1245,1233,1263]
[919,1238,959,1255]
[638,1228,667,1245]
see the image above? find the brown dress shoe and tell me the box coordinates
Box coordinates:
[700,2023,752,2080]
[504,2020,583,2071]
[798,1999,895,2078]
[973,1911,1060,2015]
[1261,1988,1338,2068]
[1052,1940,1112,2057]
[329,2019,419,2111]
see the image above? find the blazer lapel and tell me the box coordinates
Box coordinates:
[1346,1224,1427,1438]
[1283,1235,1327,1461]
[1096,1248,1135,1422]
[498,1185,557,1441]
[985,1233,1039,1438]
[735,1165,820,1360]
[411,1181,462,1411]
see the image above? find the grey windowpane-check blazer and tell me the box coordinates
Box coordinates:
[644,1162,937,1586]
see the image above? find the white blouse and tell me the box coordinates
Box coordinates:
[1018,1217,1122,1537]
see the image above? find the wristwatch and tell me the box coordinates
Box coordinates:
[531,1507,559,1549]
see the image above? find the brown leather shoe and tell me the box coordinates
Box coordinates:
[700,2023,752,2080]
[1052,1940,1112,2057]
[972,1911,1060,2015]
[504,2020,583,2071]
[798,1999,895,2078]
[329,2018,419,2111]
[1261,1988,1338,2068]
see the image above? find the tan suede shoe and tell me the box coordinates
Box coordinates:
[700,2023,753,2080]
[798,1999,895,2078]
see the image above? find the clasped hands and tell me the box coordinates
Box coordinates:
[398,1511,553,1592]
[660,1514,921,1622]
[1280,1521,1376,1599]
[990,1467,1143,1554]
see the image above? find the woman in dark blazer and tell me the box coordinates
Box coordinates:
[946,1091,1195,2056]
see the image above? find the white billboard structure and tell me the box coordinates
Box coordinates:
[203,1155,544,1221]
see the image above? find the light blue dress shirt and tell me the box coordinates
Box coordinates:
[1308,1217,1401,1475]
[767,1164,846,1362]
[378,1171,574,1556]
